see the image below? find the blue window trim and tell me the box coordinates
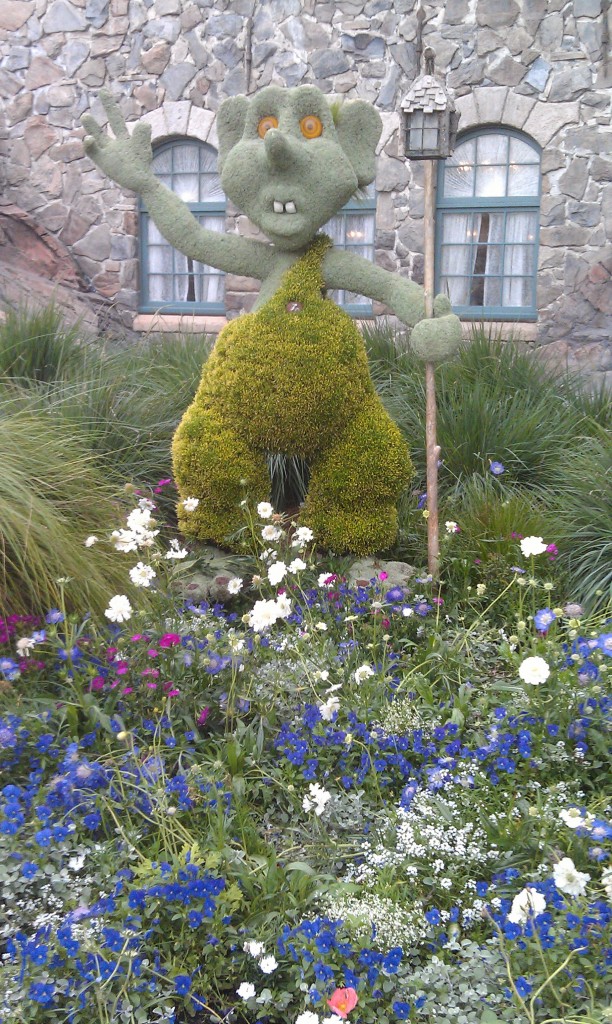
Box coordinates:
[435,126,541,321]
[139,138,226,315]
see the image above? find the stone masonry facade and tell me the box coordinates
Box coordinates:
[1,0,611,382]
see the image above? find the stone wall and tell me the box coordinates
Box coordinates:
[0,0,611,382]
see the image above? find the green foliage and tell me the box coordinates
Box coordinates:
[173,239,412,554]
[0,406,128,616]
[0,305,86,385]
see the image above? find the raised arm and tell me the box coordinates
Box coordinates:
[323,248,462,362]
[81,90,272,280]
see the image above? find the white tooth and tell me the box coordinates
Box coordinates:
[285,201,297,213]
[273,200,284,213]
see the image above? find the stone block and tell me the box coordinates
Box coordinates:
[59,39,90,75]
[486,54,526,87]
[58,209,93,245]
[206,12,243,35]
[143,17,180,42]
[7,93,33,126]
[73,224,112,260]
[591,157,612,182]
[45,84,74,107]
[564,126,609,155]
[455,91,478,128]
[0,0,34,31]
[376,157,409,192]
[538,246,564,269]
[181,4,201,30]
[476,28,502,56]
[24,118,58,158]
[523,100,579,146]
[79,58,106,86]
[522,0,547,33]
[141,41,170,74]
[540,196,566,226]
[477,0,519,27]
[377,63,401,109]
[42,0,87,32]
[6,46,30,71]
[160,62,197,101]
[541,148,564,173]
[558,156,589,199]
[473,86,508,124]
[548,66,593,102]
[540,223,591,246]
[310,48,351,78]
[448,58,485,89]
[523,56,551,92]
[568,201,601,227]
[573,0,601,13]
[24,55,63,89]
[537,12,563,49]
[162,100,191,137]
[85,0,108,26]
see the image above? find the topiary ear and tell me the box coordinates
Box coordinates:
[335,100,382,186]
[217,96,249,171]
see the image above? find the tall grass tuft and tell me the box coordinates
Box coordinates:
[0,406,130,617]
[0,306,88,385]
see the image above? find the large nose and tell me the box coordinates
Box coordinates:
[264,128,300,171]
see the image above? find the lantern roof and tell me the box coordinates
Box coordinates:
[400,48,456,114]
[400,76,450,113]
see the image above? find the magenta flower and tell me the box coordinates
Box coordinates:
[197,707,210,728]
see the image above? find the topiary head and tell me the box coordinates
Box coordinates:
[217,85,382,252]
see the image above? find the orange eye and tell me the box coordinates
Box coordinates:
[300,115,323,139]
[257,115,278,138]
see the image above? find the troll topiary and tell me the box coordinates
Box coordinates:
[81,85,462,554]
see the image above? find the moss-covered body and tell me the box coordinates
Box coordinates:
[173,237,412,553]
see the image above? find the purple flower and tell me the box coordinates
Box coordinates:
[534,608,556,632]
[45,608,64,625]
[490,461,505,475]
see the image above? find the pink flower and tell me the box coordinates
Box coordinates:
[158,633,181,648]
[166,689,180,697]
[382,618,390,629]
[147,649,158,658]
[146,682,157,689]
[115,660,129,675]
[197,707,210,728]
[327,988,358,1019]
[90,676,105,691]
[121,686,133,695]
[378,571,388,581]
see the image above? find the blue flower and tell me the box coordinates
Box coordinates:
[45,608,64,624]
[515,976,532,998]
[425,908,441,926]
[596,633,612,656]
[174,974,192,995]
[21,861,38,878]
[534,607,556,632]
[489,461,505,475]
[392,1001,411,1018]
[29,982,55,1004]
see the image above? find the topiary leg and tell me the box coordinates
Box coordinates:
[302,396,413,556]
[172,404,270,548]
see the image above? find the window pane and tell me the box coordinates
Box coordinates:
[152,150,172,174]
[345,214,373,245]
[477,133,509,167]
[440,275,471,305]
[149,275,174,302]
[508,163,539,196]
[475,164,507,197]
[173,174,199,202]
[173,145,199,174]
[509,138,539,164]
[504,244,535,277]
[502,276,533,307]
[506,211,537,243]
[449,138,475,167]
[444,162,474,197]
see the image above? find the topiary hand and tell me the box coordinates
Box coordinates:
[81,89,155,195]
[409,295,463,363]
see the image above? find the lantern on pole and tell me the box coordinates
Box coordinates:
[400,47,459,579]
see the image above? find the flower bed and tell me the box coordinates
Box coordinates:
[0,497,610,1024]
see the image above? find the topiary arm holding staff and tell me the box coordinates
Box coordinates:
[81,90,273,280]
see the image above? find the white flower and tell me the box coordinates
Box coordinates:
[127,507,153,531]
[257,502,274,519]
[268,561,287,586]
[518,655,550,685]
[560,807,593,830]
[445,521,459,533]
[318,572,335,587]
[237,982,256,1000]
[104,595,133,623]
[243,940,265,958]
[111,529,139,553]
[354,664,375,684]
[402,606,414,617]
[138,497,156,511]
[520,535,547,557]
[262,524,282,542]
[182,497,200,512]
[602,866,612,903]
[295,1014,320,1024]
[228,577,243,595]
[258,955,278,974]
[275,594,292,618]
[289,558,307,574]
[302,782,331,816]
[249,598,281,632]
[129,562,156,588]
[476,583,487,596]
[507,887,547,925]
[319,695,340,721]
[553,857,590,896]
[165,539,188,560]
[292,525,314,547]
[84,535,98,547]
[16,637,35,656]
[315,621,328,631]
[68,853,86,871]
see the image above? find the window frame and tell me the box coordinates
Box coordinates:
[324,191,377,316]
[139,137,226,315]
[435,126,541,322]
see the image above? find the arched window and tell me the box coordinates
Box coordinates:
[139,139,225,313]
[435,128,541,320]
[324,184,376,314]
